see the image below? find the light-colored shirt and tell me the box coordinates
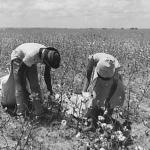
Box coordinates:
[11,43,46,67]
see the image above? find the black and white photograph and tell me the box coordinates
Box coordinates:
[0,0,150,149]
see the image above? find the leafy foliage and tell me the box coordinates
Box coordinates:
[1,28,150,149]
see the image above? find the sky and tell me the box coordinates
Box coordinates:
[0,0,150,28]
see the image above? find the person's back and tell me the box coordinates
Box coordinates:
[11,43,46,66]
[92,72,125,109]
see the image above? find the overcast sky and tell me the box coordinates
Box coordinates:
[0,0,149,28]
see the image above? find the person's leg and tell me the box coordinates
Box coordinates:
[12,59,28,115]
[26,65,44,116]
[83,98,101,131]
[104,108,114,123]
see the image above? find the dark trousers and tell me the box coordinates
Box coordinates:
[11,59,43,115]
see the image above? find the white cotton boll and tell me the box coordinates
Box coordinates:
[100,148,105,150]
[55,93,60,100]
[98,116,105,121]
[135,145,145,150]
[75,132,81,138]
[118,135,126,141]
[101,123,107,128]
[106,124,113,130]
[111,135,115,139]
[61,120,67,129]
[66,107,74,115]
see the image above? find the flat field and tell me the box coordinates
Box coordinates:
[0,28,150,150]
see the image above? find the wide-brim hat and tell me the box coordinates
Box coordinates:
[96,57,116,78]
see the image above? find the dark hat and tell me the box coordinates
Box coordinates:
[43,47,61,68]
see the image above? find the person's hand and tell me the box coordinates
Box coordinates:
[49,93,55,102]
[46,91,55,101]
[82,91,93,107]
[82,91,91,99]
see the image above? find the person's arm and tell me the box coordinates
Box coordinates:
[115,62,123,81]
[82,56,95,92]
[44,65,53,95]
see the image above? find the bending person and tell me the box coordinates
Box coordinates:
[2,43,61,117]
[82,53,125,131]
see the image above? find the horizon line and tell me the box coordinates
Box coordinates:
[0,27,149,29]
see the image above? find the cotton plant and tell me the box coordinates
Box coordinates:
[56,92,92,118]
[47,91,132,149]
[85,114,131,149]
[74,110,132,150]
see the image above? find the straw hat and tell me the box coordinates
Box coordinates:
[96,57,115,78]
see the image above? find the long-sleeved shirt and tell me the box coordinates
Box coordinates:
[86,53,125,108]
